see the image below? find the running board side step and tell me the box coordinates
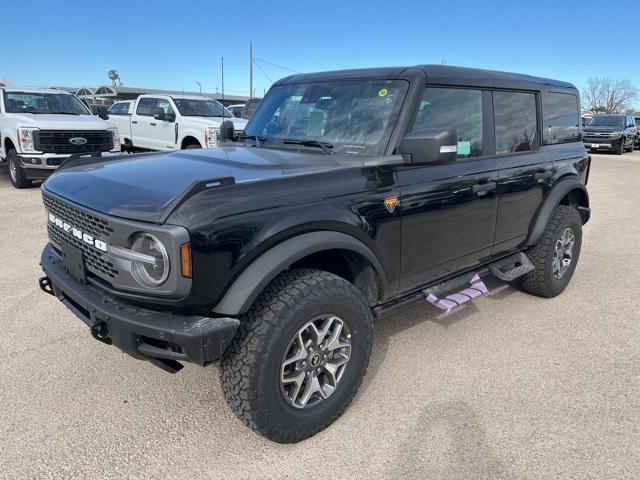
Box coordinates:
[488,252,534,282]
[372,252,535,318]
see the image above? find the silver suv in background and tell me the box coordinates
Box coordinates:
[582,114,637,154]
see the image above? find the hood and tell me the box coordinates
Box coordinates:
[5,112,114,130]
[43,146,355,223]
[182,116,248,130]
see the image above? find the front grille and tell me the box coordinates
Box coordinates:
[47,223,119,279]
[583,132,615,138]
[43,193,119,280]
[34,130,113,154]
[43,193,113,239]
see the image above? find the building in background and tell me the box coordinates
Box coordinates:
[54,85,248,107]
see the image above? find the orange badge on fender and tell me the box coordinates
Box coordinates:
[384,196,398,213]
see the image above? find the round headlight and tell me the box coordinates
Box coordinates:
[130,233,170,287]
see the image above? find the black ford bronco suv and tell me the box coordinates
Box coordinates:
[38,65,591,443]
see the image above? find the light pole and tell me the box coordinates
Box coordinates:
[196,81,202,93]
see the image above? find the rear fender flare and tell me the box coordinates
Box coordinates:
[212,231,387,316]
[526,179,589,246]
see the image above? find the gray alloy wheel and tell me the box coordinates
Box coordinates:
[280,314,352,409]
[9,155,18,183]
[552,227,575,279]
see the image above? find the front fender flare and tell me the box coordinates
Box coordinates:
[526,179,589,246]
[212,231,387,316]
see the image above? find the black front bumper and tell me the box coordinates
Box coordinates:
[40,244,240,372]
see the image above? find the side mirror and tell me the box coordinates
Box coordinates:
[398,128,458,165]
[98,107,109,120]
[153,108,168,122]
[220,119,235,142]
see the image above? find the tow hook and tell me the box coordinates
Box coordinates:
[39,276,54,296]
[91,322,112,345]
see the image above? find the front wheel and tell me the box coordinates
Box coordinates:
[7,149,32,189]
[615,138,625,155]
[220,268,373,443]
[516,205,582,298]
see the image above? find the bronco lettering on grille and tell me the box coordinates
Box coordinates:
[47,212,108,252]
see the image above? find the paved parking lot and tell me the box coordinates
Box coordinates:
[1,151,639,480]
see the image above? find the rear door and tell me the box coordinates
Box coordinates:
[397,86,499,292]
[131,97,157,150]
[492,90,553,254]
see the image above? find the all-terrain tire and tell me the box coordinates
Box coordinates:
[615,139,625,155]
[8,149,32,189]
[220,268,373,443]
[516,205,582,298]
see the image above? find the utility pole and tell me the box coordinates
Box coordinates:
[221,56,225,102]
[249,40,253,99]
[196,81,201,93]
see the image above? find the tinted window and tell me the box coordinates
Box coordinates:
[541,92,579,144]
[635,118,639,127]
[108,102,130,115]
[411,87,483,159]
[494,91,537,154]
[136,98,156,116]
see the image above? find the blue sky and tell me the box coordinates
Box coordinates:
[1,0,638,107]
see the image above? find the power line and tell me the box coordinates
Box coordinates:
[253,60,274,83]
[253,57,301,74]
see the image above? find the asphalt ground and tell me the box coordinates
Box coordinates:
[1,151,638,479]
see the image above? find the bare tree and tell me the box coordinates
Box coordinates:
[582,77,638,115]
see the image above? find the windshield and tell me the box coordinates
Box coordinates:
[244,80,409,155]
[172,98,230,117]
[4,91,90,115]
[588,115,625,127]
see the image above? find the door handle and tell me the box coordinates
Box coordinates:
[131,120,138,124]
[150,122,157,126]
[472,181,496,196]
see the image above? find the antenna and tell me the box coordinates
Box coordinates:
[221,56,225,103]
[249,41,253,99]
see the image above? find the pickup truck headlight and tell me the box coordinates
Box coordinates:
[205,127,220,148]
[17,127,39,153]
[108,127,120,150]
[130,233,170,287]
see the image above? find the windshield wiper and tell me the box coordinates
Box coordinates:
[282,139,334,155]
[240,134,266,146]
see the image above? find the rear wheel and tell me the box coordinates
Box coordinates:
[7,149,32,189]
[220,268,373,443]
[516,205,582,298]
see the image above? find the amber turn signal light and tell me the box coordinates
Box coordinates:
[180,243,192,278]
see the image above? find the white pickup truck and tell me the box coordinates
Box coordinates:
[0,87,119,188]
[107,94,247,152]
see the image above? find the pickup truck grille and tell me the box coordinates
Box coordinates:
[34,130,113,154]
[43,193,119,280]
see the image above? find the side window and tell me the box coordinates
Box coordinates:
[108,102,130,115]
[136,98,157,116]
[155,99,175,116]
[411,87,483,159]
[541,92,579,144]
[493,91,537,154]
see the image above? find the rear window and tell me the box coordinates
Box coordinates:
[542,92,580,144]
[109,102,130,115]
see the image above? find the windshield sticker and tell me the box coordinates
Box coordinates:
[378,88,388,97]
[457,141,471,155]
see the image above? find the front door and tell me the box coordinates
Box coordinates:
[397,86,499,292]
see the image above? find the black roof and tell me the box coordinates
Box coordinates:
[275,64,576,91]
